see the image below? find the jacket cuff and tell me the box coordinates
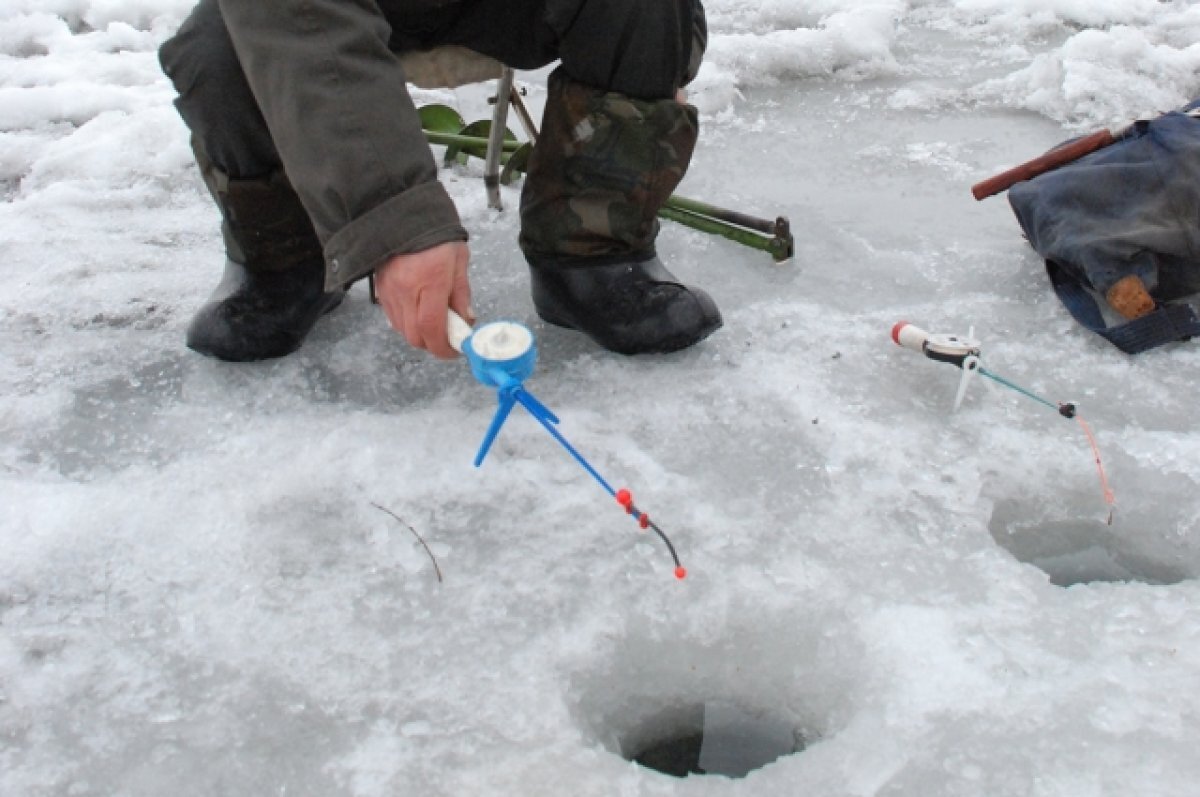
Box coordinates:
[322,181,469,291]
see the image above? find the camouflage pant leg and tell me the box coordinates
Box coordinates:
[518,68,699,266]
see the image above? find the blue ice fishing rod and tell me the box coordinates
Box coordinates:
[446,311,687,579]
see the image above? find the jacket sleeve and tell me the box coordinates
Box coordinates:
[216,0,469,290]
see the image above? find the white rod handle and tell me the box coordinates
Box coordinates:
[447,309,473,353]
[891,321,928,353]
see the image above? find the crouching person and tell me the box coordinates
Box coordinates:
[158,0,722,361]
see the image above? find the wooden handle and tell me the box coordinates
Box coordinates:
[971,129,1115,200]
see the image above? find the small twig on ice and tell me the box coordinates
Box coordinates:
[370,502,443,584]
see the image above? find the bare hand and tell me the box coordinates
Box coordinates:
[374,241,473,359]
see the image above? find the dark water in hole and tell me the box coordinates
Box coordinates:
[628,702,802,779]
[634,731,708,778]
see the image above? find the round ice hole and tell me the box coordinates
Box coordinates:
[989,500,1194,587]
[624,701,804,779]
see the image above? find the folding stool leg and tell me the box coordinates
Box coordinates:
[484,67,516,210]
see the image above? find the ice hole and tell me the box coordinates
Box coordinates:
[989,499,1197,587]
[624,700,804,779]
[572,620,859,783]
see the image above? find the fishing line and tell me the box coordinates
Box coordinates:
[1076,415,1116,525]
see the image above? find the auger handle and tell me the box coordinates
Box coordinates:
[971,128,1114,200]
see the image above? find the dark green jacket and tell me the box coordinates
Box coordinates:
[217,0,475,291]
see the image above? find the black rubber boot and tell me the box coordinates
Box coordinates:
[519,73,719,354]
[530,254,722,355]
[186,144,344,362]
[187,258,345,361]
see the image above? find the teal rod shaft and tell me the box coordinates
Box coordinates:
[978,367,1059,412]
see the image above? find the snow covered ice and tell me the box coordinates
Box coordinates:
[3,1,1200,795]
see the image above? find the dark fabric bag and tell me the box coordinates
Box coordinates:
[1008,100,1200,353]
